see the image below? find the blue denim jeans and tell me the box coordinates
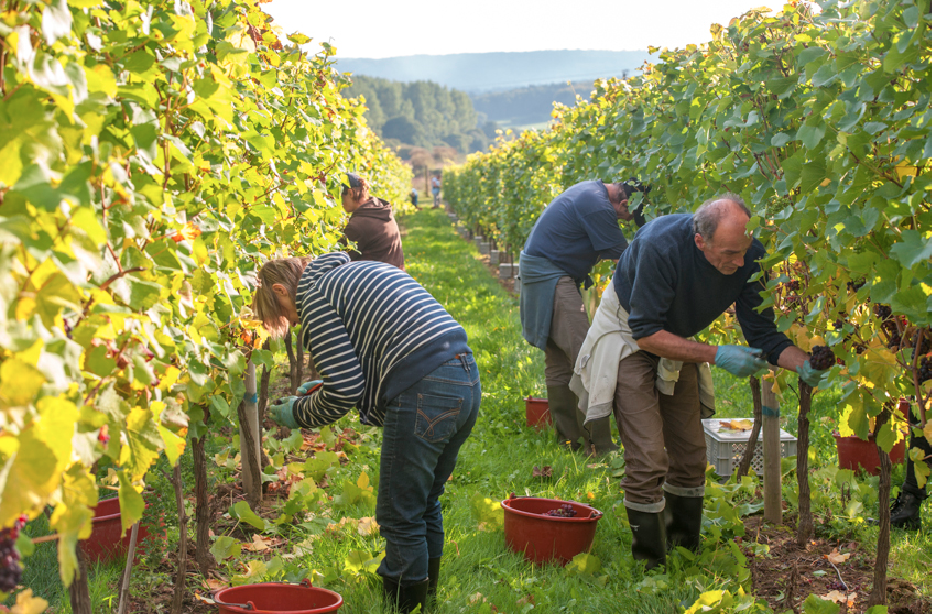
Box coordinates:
[376,353,481,586]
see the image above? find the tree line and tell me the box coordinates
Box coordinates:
[343,75,498,154]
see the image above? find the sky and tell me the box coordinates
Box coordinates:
[263,0,780,59]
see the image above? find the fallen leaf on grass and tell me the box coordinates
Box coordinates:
[246,534,283,551]
[822,590,856,607]
[201,578,227,590]
[469,592,485,605]
[532,466,552,478]
[826,548,851,564]
[823,590,846,603]
[358,516,379,536]
[516,594,536,606]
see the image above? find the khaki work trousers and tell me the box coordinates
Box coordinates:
[543,277,589,386]
[613,351,707,511]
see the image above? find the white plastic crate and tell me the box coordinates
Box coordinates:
[702,418,797,477]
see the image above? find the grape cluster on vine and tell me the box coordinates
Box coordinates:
[0,516,26,593]
[919,357,932,385]
[912,333,931,362]
[847,279,866,293]
[543,504,577,517]
[809,346,836,371]
[874,304,902,349]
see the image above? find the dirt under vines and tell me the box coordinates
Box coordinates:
[744,514,929,614]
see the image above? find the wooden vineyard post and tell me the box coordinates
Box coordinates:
[238,360,262,507]
[762,373,782,525]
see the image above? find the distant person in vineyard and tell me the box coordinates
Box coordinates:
[519,178,649,455]
[577,194,826,570]
[340,172,405,270]
[254,253,480,612]
[431,174,441,208]
[410,187,418,208]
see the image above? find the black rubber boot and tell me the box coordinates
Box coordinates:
[547,385,586,451]
[382,577,429,613]
[427,557,441,598]
[664,492,703,552]
[890,491,923,531]
[625,507,666,570]
[585,416,619,456]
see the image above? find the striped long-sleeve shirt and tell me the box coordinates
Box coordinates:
[292,252,470,427]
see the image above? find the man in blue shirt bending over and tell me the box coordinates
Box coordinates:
[577,193,826,570]
[520,179,648,455]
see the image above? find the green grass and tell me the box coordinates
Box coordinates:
[12,511,125,613]
[13,207,930,612]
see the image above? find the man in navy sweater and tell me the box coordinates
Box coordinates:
[254,253,480,612]
[520,179,648,455]
[591,194,824,569]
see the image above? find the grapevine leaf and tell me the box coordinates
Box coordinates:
[803,593,840,614]
[210,535,242,561]
[889,230,932,268]
[232,500,267,531]
[118,474,145,534]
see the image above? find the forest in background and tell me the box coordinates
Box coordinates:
[342,75,498,154]
[470,80,594,128]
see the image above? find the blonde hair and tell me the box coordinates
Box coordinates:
[252,258,311,338]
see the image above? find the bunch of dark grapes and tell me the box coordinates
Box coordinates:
[912,331,932,361]
[874,304,902,349]
[784,280,800,292]
[543,504,577,518]
[847,279,866,293]
[809,346,836,371]
[919,357,932,385]
[826,580,849,591]
[0,516,25,593]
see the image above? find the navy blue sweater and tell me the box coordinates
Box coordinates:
[292,252,470,427]
[524,181,628,285]
[612,214,792,364]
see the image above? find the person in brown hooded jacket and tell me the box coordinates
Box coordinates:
[340,172,405,270]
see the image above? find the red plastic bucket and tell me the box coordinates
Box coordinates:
[834,433,905,476]
[213,581,342,613]
[525,397,551,429]
[79,497,153,563]
[502,496,601,566]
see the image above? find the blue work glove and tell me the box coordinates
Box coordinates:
[796,362,826,387]
[269,396,300,429]
[297,379,324,395]
[715,346,769,377]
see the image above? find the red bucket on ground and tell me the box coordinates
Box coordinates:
[525,396,551,429]
[834,433,905,476]
[79,497,153,563]
[502,495,601,566]
[213,581,342,614]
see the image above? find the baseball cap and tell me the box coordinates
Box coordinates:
[342,172,362,194]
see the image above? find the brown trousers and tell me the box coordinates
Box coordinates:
[543,277,589,386]
[613,352,707,511]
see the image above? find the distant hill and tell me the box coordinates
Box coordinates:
[335,50,653,92]
[470,81,595,129]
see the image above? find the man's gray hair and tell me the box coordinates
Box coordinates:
[693,193,752,240]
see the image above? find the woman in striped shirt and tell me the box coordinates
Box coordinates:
[253,252,481,612]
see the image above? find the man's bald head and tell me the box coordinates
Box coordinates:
[693,194,752,242]
[693,194,754,275]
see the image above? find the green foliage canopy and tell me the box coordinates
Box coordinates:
[0,0,409,589]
